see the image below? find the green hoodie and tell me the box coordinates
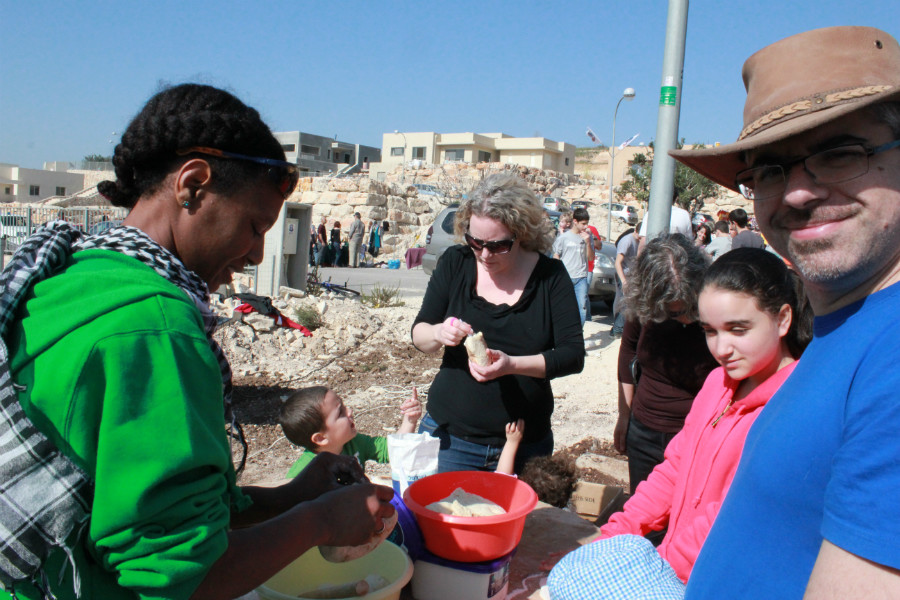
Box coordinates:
[5,250,249,600]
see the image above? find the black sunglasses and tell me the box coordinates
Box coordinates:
[177,146,300,199]
[464,232,516,254]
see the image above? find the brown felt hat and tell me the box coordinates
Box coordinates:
[671,26,900,192]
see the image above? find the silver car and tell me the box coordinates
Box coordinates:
[422,205,562,276]
[588,240,617,304]
[600,202,639,225]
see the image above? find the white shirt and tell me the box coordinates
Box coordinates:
[640,205,693,239]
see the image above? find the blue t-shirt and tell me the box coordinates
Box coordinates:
[686,281,900,598]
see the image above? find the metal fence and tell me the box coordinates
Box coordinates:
[0,206,130,252]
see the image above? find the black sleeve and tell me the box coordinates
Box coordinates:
[618,318,641,384]
[541,260,585,379]
[411,246,460,347]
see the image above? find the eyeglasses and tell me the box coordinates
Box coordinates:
[735,139,900,201]
[464,232,516,254]
[177,146,300,199]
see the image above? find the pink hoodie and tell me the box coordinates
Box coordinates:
[598,362,797,583]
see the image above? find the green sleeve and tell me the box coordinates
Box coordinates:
[286,450,317,478]
[344,434,390,464]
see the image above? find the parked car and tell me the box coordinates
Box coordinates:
[570,200,594,210]
[0,215,32,247]
[588,240,617,304]
[600,202,639,225]
[422,205,562,276]
[412,183,443,197]
[543,197,570,212]
[88,219,123,235]
[691,212,714,227]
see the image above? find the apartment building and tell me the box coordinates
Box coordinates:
[373,132,576,178]
[274,131,381,176]
[0,163,85,204]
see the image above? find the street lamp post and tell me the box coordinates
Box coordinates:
[606,87,636,241]
[394,130,407,183]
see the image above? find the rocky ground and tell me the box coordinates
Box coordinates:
[214,277,628,490]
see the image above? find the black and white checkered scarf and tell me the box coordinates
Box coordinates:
[0,221,239,597]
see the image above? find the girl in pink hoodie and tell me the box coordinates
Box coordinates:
[549,248,813,599]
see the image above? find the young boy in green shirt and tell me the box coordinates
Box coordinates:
[280,386,422,478]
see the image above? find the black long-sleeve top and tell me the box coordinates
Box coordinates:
[617,317,718,433]
[413,245,585,445]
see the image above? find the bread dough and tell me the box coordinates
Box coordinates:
[426,487,506,517]
[464,332,491,366]
[319,511,399,563]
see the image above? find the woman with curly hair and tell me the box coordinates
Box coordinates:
[412,172,584,473]
[0,83,393,600]
[615,234,718,494]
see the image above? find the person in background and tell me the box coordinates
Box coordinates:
[553,208,595,327]
[549,249,813,599]
[703,220,732,261]
[0,83,393,600]
[727,208,765,249]
[411,173,584,474]
[280,386,421,478]
[670,25,900,598]
[611,221,642,339]
[367,219,382,259]
[615,235,718,495]
[315,215,328,266]
[579,210,603,322]
[329,220,342,267]
[347,212,365,268]
[639,192,693,240]
[692,222,712,249]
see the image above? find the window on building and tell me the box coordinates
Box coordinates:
[412,147,426,160]
[478,150,492,163]
[281,143,296,152]
[344,153,351,163]
[3,186,11,195]
[300,144,319,156]
[29,185,39,196]
[56,186,66,196]
[327,149,332,159]
[391,147,404,156]
[565,157,570,166]
[445,149,465,162]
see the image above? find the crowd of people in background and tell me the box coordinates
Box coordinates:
[311,215,390,268]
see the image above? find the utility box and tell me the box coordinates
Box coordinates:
[282,218,299,254]
[256,202,312,297]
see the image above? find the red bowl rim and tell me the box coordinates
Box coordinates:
[402,472,538,525]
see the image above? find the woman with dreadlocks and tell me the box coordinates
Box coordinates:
[0,84,394,600]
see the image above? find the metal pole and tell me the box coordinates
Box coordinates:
[395,131,407,183]
[646,0,689,240]
[606,88,635,241]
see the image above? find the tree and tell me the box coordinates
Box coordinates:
[615,139,720,214]
[83,154,112,163]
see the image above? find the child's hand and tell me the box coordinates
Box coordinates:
[505,419,525,445]
[398,387,422,433]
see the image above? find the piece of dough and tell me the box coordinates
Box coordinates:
[319,511,399,563]
[464,331,491,366]
[426,487,506,517]
[298,575,390,598]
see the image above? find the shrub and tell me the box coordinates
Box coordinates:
[361,283,405,308]
[293,304,325,331]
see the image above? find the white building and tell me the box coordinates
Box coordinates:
[0,163,85,204]
[372,132,576,179]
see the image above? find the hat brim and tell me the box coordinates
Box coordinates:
[670,89,900,192]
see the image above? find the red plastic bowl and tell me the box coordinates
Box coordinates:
[402,471,538,563]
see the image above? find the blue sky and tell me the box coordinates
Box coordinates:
[2,1,898,169]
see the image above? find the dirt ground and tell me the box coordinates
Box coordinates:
[219,288,627,491]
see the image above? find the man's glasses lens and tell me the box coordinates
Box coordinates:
[464,233,515,254]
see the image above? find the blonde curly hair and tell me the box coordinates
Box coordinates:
[453,173,556,254]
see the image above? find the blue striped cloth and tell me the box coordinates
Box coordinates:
[548,535,685,600]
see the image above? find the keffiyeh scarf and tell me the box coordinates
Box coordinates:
[0,221,238,597]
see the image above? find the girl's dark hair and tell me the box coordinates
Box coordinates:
[625,233,710,325]
[701,248,813,358]
[519,454,579,509]
[279,386,329,451]
[98,83,285,208]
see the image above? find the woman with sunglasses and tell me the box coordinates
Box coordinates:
[412,173,585,473]
[615,234,718,500]
[0,84,393,600]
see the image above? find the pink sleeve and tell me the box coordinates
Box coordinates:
[597,426,688,540]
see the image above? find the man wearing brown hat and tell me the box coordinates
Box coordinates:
[672,26,900,598]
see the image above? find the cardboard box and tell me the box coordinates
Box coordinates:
[571,481,626,525]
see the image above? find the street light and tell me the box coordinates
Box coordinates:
[606,87,636,241]
[394,130,407,183]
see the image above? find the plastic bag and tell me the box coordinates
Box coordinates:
[387,432,439,496]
